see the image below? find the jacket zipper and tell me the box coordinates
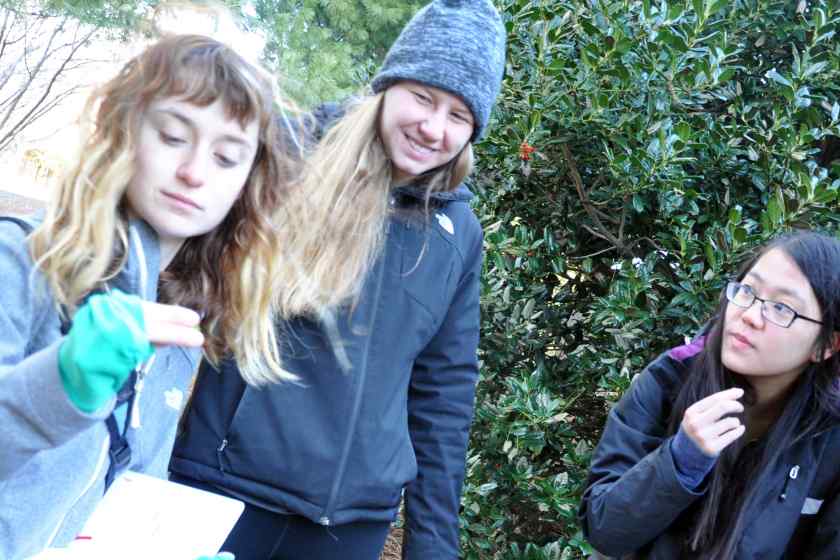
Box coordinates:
[45,436,111,548]
[217,438,228,474]
[46,226,150,546]
[318,241,389,526]
[779,464,800,501]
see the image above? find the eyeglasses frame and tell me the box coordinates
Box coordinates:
[726,281,824,329]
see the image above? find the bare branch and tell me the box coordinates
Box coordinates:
[0,6,104,153]
[561,143,632,257]
[0,15,66,132]
[0,23,97,148]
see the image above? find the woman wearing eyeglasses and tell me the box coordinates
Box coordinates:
[579,231,840,559]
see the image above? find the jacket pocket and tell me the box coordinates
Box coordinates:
[391,221,458,342]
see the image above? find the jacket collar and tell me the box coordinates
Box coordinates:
[393,182,474,203]
[111,217,160,301]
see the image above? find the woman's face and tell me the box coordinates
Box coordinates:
[379,80,474,184]
[125,96,259,255]
[721,248,824,388]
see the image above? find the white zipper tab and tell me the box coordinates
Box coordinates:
[790,465,800,479]
[130,355,156,429]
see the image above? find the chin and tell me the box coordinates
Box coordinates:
[721,353,748,376]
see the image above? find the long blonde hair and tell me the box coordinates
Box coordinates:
[30,34,303,385]
[274,92,474,316]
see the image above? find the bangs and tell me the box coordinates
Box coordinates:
[136,36,267,128]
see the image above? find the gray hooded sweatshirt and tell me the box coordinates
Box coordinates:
[0,215,201,560]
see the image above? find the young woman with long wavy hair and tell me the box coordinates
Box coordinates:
[169,1,507,558]
[581,231,840,559]
[0,34,301,559]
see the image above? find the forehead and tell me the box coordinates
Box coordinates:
[745,248,818,307]
[147,96,258,137]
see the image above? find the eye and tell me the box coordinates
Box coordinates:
[215,153,238,168]
[412,91,432,105]
[740,283,756,296]
[770,301,795,315]
[159,131,186,145]
[451,111,471,124]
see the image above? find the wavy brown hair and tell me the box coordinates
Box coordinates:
[30,34,303,385]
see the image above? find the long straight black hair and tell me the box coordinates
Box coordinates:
[666,231,840,559]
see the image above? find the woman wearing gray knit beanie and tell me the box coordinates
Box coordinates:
[169,1,507,559]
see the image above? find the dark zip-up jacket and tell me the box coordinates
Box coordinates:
[579,348,840,559]
[170,106,483,558]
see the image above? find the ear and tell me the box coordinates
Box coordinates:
[812,332,840,362]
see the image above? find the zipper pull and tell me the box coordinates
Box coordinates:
[217,438,228,474]
[780,465,800,501]
[130,374,144,428]
[129,355,156,429]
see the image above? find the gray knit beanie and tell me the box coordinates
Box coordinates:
[371,0,506,142]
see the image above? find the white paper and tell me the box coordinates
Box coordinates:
[28,472,243,560]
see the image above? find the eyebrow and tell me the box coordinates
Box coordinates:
[155,108,254,150]
[744,270,807,305]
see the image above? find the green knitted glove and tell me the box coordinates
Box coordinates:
[58,290,154,413]
[195,554,235,560]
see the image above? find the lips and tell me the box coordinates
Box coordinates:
[162,191,202,211]
[403,132,437,158]
[729,331,755,349]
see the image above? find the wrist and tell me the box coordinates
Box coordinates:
[58,339,109,413]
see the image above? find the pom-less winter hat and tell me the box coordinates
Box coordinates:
[371,0,507,142]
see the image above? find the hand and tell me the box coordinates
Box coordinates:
[140,300,204,348]
[195,553,235,560]
[59,290,204,413]
[681,387,746,456]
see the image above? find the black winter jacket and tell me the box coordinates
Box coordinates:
[580,348,840,559]
[170,103,483,559]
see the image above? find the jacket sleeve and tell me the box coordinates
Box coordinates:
[0,220,109,481]
[401,214,483,560]
[579,354,705,556]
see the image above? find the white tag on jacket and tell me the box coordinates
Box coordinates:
[164,388,184,411]
[436,213,454,235]
[802,497,823,515]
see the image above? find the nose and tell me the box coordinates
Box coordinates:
[176,149,207,188]
[740,299,766,329]
[418,108,446,142]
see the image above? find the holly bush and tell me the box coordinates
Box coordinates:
[464,0,840,557]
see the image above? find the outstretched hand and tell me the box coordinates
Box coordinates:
[59,290,204,413]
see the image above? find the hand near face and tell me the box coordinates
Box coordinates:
[681,387,746,456]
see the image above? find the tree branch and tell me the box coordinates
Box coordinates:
[561,143,632,257]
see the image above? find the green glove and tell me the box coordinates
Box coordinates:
[58,290,154,413]
[195,554,235,560]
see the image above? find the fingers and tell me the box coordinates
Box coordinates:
[142,301,201,327]
[141,302,204,348]
[692,387,744,414]
[682,387,746,456]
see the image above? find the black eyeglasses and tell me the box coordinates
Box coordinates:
[726,282,823,328]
